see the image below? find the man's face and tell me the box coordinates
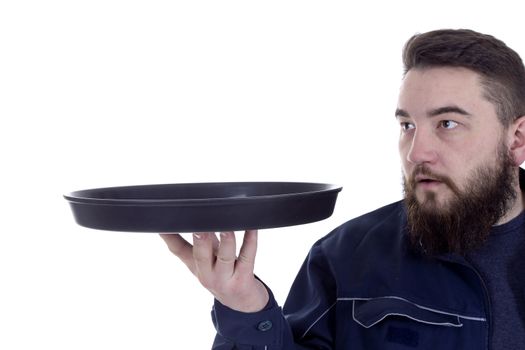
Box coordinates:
[397,67,518,255]
[397,67,506,210]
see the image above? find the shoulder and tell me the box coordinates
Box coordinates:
[321,200,405,247]
[310,200,407,266]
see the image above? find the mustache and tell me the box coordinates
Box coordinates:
[408,166,460,195]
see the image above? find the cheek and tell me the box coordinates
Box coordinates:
[461,140,500,167]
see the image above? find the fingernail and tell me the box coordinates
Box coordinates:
[193,233,202,240]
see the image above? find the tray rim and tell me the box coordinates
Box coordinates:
[64,181,343,207]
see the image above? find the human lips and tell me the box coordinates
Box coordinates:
[409,168,450,191]
[407,166,460,196]
[414,175,442,184]
[416,179,444,191]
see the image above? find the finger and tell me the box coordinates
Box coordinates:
[214,231,236,278]
[211,232,220,256]
[235,230,258,275]
[192,232,216,285]
[159,233,196,273]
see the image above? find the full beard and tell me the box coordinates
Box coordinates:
[404,147,517,257]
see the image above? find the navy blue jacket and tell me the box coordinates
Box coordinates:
[211,201,490,349]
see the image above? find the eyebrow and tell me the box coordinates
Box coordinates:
[429,106,471,117]
[395,105,471,118]
[395,108,409,118]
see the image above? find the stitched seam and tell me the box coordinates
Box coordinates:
[352,300,463,328]
[339,296,486,322]
[300,300,338,339]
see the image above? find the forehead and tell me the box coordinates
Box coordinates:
[397,67,497,117]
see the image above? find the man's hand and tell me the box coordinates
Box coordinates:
[159,230,269,313]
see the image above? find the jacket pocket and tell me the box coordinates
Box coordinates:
[351,297,463,329]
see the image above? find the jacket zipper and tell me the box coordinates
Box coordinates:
[465,258,492,350]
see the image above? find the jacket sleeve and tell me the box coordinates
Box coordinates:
[211,240,337,349]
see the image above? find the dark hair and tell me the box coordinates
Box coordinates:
[402,29,525,126]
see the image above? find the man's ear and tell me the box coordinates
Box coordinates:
[509,115,525,166]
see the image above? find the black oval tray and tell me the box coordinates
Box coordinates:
[64,182,342,232]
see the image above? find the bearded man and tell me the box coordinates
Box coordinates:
[161,29,525,349]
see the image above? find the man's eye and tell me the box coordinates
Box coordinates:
[440,120,459,129]
[400,122,415,131]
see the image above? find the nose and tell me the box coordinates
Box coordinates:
[405,128,438,165]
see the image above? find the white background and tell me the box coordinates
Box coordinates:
[1,1,524,348]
